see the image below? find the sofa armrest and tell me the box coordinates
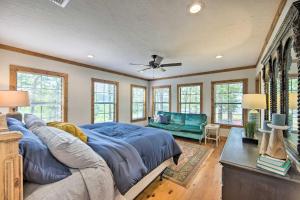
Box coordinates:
[148,117,154,124]
[199,121,207,130]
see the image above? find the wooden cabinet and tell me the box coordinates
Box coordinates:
[0,131,23,200]
[220,128,300,200]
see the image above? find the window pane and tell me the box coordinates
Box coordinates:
[17,72,64,122]
[214,81,244,126]
[153,87,170,114]
[179,85,201,114]
[94,81,117,123]
[132,86,146,120]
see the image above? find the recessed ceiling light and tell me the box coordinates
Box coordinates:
[216,55,223,59]
[87,54,94,58]
[189,2,202,14]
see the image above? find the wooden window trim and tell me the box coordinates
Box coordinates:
[211,79,248,129]
[9,65,68,122]
[130,84,147,122]
[177,82,203,113]
[152,85,171,116]
[91,78,119,124]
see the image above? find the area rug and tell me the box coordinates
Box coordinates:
[163,140,213,187]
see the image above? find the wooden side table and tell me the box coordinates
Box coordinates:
[204,124,220,146]
[0,131,23,200]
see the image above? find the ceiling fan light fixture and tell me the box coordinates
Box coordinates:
[189,2,202,14]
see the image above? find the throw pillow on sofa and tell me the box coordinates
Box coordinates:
[159,114,170,124]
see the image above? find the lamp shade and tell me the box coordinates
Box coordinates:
[0,90,30,107]
[289,93,297,109]
[242,94,266,109]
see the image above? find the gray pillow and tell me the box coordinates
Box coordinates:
[32,126,102,169]
[24,114,46,130]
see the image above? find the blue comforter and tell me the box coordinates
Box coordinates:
[80,122,181,194]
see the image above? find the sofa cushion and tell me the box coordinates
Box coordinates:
[180,125,201,133]
[149,122,169,130]
[185,114,202,126]
[170,113,185,125]
[165,124,183,131]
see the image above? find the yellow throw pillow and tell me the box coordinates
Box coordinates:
[47,122,88,143]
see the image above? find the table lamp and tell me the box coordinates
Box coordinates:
[0,90,30,121]
[242,94,266,130]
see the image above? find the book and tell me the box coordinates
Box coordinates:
[257,159,291,172]
[259,155,286,167]
[257,163,290,176]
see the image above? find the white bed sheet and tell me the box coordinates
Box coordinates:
[24,169,124,200]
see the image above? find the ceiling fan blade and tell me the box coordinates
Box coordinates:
[160,63,182,67]
[159,67,166,72]
[129,63,150,67]
[154,56,163,65]
[138,67,152,72]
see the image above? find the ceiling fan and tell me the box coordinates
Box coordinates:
[129,55,182,72]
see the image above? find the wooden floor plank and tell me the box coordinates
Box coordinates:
[136,138,226,200]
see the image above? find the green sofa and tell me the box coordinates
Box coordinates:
[148,111,207,140]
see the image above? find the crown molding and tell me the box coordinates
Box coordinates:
[149,65,256,81]
[0,43,148,81]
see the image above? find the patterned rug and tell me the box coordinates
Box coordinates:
[163,140,213,187]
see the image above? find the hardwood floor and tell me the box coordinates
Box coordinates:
[136,138,226,200]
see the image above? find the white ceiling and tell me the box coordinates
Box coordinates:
[0,0,280,79]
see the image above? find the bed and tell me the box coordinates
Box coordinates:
[2,117,182,200]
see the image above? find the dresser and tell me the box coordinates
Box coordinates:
[220,128,300,200]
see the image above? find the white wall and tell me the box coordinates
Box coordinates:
[150,68,257,136]
[0,49,149,125]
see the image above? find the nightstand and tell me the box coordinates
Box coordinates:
[204,124,220,146]
[0,131,23,200]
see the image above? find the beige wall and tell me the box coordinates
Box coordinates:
[150,68,257,136]
[0,49,149,125]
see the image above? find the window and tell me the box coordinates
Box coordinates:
[289,77,297,131]
[131,85,147,122]
[152,86,171,115]
[10,65,68,122]
[212,79,247,127]
[177,83,203,114]
[92,78,119,123]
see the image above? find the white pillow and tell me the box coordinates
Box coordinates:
[153,115,160,123]
[32,126,101,169]
[24,114,46,130]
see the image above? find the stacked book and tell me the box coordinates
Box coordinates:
[257,155,291,176]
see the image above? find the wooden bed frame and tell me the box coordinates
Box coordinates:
[0,131,170,200]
